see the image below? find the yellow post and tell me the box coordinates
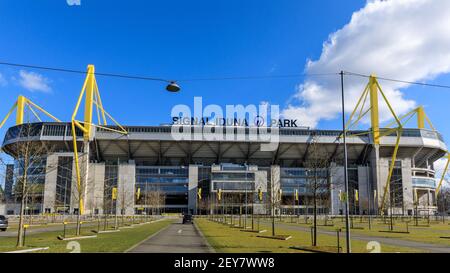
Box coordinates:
[369,75,380,144]
[16,95,26,125]
[417,106,425,129]
[83,65,95,141]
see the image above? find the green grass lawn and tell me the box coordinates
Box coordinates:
[5,216,152,232]
[195,218,422,253]
[274,216,450,247]
[0,219,172,253]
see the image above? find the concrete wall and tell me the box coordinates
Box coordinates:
[43,154,59,213]
[331,165,345,215]
[117,161,136,215]
[85,162,105,215]
[377,157,415,215]
[188,165,199,214]
[357,166,371,214]
[270,165,280,216]
[402,158,414,215]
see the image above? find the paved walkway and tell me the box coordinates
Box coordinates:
[266,221,450,253]
[128,219,214,253]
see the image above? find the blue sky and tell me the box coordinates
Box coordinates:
[0,0,366,126]
[1,1,450,162]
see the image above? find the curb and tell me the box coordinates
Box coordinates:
[193,220,216,253]
[4,247,49,253]
[59,235,97,240]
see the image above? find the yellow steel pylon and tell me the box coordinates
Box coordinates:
[71,64,127,214]
[346,74,403,214]
[0,95,60,129]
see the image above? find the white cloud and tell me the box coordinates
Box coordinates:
[66,0,81,6]
[0,73,7,86]
[283,0,450,128]
[18,70,51,93]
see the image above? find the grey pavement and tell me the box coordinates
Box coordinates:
[128,219,214,253]
[263,220,450,253]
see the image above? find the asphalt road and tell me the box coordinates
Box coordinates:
[128,219,214,253]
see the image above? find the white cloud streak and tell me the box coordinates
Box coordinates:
[0,73,7,86]
[18,70,51,93]
[283,0,450,128]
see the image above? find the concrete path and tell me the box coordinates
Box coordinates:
[128,219,214,253]
[266,221,450,253]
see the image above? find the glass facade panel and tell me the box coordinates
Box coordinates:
[211,172,255,181]
[389,161,403,208]
[104,164,118,214]
[55,156,72,212]
[135,166,188,212]
[13,156,47,214]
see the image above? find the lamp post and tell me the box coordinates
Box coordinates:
[340,71,352,253]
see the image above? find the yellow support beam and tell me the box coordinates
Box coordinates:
[380,128,403,212]
[16,95,26,125]
[436,153,450,195]
[0,102,18,129]
[83,65,95,141]
[369,75,380,144]
[417,106,425,129]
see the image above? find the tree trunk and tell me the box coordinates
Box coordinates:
[16,196,26,247]
[76,211,81,236]
[313,189,317,246]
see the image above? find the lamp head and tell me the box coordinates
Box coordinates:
[166,81,181,92]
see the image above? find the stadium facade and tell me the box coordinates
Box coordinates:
[1,66,448,217]
[1,121,446,216]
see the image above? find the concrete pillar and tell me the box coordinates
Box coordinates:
[270,165,280,216]
[402,158,413,215]
[117,161,136,215]
[331,164,345,215]
[254,170,268,214]
[43,154,59,213]
[370,145,381,213]
[357,166,370,215]
[85,162,105,215]
[188,165,199,214]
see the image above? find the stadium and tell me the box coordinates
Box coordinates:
[1,66,448,217]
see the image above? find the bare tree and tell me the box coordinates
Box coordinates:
[0,123,53,247]
[0,185,4,203]
[118,182,135,225]
[303,135,335,246]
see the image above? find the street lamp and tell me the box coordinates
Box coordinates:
[340,71,352,253]
[166,81,181,92]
